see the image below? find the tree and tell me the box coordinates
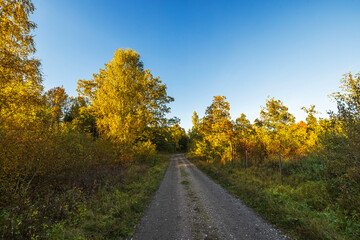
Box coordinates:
[192,111,200,130]
[259,97,295,131]
[0,0,50,205]
[45,86,69,124]
[169,123,188,152]
[77,49,174,149]
[201,96,233,163]
[258,97,295,155]
[327,73,360,159]
[62,96,97,135]
[325,72,360,169]
[189,111,201,151]
[330,72,360,137]
[301,105,319,128]
[234,113,253,163]
[0,0,44,129]
[317,72,360,213]
[300,105,320,151]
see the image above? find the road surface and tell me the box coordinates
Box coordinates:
[132,154,289,240]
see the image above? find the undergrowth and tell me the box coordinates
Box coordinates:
[187,154,360,240]
[0,153,169,239]
[63,154,169,239]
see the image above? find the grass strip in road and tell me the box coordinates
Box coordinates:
[50,154,170,239]
[180,168,189,177]
[181,180,190,185]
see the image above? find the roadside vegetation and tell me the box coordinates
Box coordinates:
[0,1,187,239]
[57,154,169,239]
[2,1,359,240]
[188,74,360,239]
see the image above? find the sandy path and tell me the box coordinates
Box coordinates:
[132,154,289,240]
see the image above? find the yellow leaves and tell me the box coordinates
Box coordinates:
[76,79,98,102]
[133,140,157,162]
[192,94,325,164]
[1,0,44,137]
[45,86,69,124]
[77,48,173,150]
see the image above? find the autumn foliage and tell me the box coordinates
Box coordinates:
[0,0,186,238]
[190,96,319,165]
[189,75,360,239]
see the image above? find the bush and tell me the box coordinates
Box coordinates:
[133,140,157,163]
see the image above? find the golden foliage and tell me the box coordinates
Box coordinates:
[190,96,321,164]
[0,1,176,237]
[77,49,174,150]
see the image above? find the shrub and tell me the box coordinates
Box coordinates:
[133,140,157,163]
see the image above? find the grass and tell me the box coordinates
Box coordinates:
[180,168,189,177]
[59,154,170,239]
[0,153,170,239]
[187,154,360,240]
[181,180,190,185]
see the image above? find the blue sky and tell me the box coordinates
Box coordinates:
[32,0,360,130]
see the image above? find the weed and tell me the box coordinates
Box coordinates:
[181,180,190,186]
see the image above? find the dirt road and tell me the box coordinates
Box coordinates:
[132,154,289,240]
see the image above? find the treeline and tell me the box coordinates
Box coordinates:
[188,74,360,239]
[190,96,321,163]
[0,0,187,238]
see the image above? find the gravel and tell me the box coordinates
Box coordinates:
[132,154,290,240]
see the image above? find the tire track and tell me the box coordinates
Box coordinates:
[133,154,289,240]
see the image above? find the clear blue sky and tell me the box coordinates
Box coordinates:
[32,0,360,130]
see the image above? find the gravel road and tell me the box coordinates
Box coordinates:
[132,154,289,240]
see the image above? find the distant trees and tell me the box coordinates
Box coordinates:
[45,86,69,124]
[233,113,253,164]
[258,97,295,130]
[169,123,188,152]
[188,73,360,225]
[191,96,233,163]
[189,76,360,239]
[255,97,296,156]
[189,111,201,151]
[189,96,321,165]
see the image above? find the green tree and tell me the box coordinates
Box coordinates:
[325,72,360,170]
[189,111,201,151]
[318,72,360,215]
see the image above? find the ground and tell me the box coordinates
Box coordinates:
[132,154,289,240]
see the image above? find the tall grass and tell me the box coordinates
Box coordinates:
[188,154,360,240]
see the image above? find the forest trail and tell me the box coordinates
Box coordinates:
[132,154,289,240]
